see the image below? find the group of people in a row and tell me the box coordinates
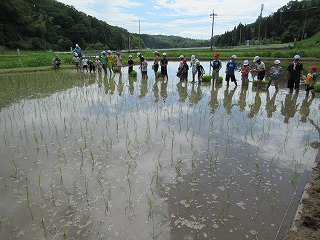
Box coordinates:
[63,44,317,97]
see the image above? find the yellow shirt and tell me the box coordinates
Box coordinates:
[107,54,114,63]
[305,73,316,85]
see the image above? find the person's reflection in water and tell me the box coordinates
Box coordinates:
[247,91,262,118]
[160,79,168,102]
[139,77,148,98]
[128,77,135,95]
[104,74,109,94]
[97,74,103,88]
[209,86,219,114]
[281,92,299,123]
[237,85,248,112]
[152,78,160,102]
[117,75,123,96]
[176,81,188,103]
[223,86,236,114]
[109,75,115,95]
[189,83,203,106]
[299,95,315,122]
[265,91,278,118]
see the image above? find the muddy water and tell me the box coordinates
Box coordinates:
[0,62,319,240]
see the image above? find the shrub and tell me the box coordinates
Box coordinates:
[129,70,137,77]
[202,75,211,82]
[314,84,320,92]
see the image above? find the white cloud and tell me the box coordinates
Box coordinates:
[57,0,291,39]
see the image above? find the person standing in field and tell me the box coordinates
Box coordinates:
[128,55,134,74]
[303,65,317,98]
[267,60,282,91]
[115,52,123,76]
[141,56,148,78]
[241,60,251,87]
[70,52,80,72]
[153,51,160,76]
[211,52,222,85]
[252,56,265,89]
[193,60,205,84]
[95,56,102,74]
[179,58,189,82]
[190,55,197,82]
[160,52,168,80]
[107,50,115,75]
[286,55,304,93]
[73,44,82,58]
[225,55,238,87]
[100,51,107,74]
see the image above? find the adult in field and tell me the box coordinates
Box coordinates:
[52,55,61,69]
[211,52,222,85]
[285,55,304,93]
[73,44,82,58]
[160,52,168,80]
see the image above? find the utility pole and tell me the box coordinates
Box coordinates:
[138,19,141,51]
[210,9,217,51]
[258,4,264,43]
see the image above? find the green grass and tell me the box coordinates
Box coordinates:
[314,84,320,92]
[129,70,137,77]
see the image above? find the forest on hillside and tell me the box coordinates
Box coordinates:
[0,0,319,51]
[214,0,320,47]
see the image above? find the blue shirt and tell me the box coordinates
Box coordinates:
[226,61,237,75]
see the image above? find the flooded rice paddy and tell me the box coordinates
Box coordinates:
[0,61,319,240]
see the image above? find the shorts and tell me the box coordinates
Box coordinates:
[257,71,265,80]
[107,62,113,69]
[153,63,159,72]
[287,77,300,89]
[305,84,314,91]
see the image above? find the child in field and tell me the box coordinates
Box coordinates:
[82,56,88,73]
[252,56,265,89]
[303,65,317,97]
[241,60,250,87]
[179,58,189,82]
[95,56,102,74]
[190,55,197,82]
[115,52,123,76]
[153,51,160,76]
[100,51,107,74]
[267,60,282,91]
[160,52,168,80]
[52,55,61,69]
[128,55,134,74]
[140,56,148,78]
[70,53,80,72]
[225,55,238,87]
[87,58,95,73]
[193,60,205,84]
[107,50,114,75]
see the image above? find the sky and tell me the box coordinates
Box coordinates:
[56,0,291,40]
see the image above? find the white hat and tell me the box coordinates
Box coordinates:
[179,55,184,59]
[231,55,237,59]
[129,55,132,58]
[101,51,106,54]
[107,50,112,53]
[137,52,141,57]
[294,55,301,60]
[196,60,200,65]
[163,52,167,56]
[75,44,79,47]
[95,56,99,59]
[74,53,78,57]
[191,55,195,60]
[243,60,249,65]
[274,59,281,65]
[253,56,260,62]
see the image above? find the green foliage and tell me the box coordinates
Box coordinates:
[201,75,211,82]
[129,70,137,77]
[314,84,320,92]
